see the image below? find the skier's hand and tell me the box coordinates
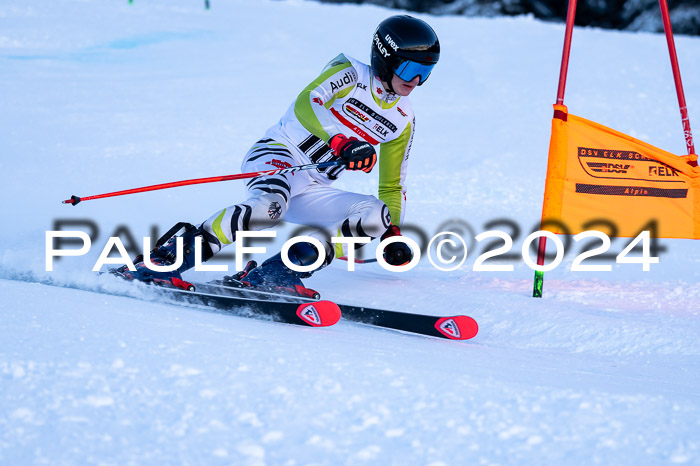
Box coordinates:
[381,225,413,266]
[329,134,377,173]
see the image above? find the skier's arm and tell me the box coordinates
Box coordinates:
[294,54,357,142]
[378,117,414,226]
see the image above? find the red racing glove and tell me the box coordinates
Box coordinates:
[329,134,377,173]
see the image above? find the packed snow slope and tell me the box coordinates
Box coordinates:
[1,1,699,464]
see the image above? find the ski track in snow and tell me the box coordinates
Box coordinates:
[1,278,699,465]
[1,0,699,464]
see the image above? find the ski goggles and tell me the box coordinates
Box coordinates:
[394,60,436,85]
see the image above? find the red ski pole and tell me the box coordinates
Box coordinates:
[659,0,695,156]
[62,160,343,206]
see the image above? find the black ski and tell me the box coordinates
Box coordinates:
[335,303,478,340]
[143,286,340,327]
[41,276,341,328]
[205,280,478,340]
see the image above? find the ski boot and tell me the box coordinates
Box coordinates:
[112,222,213,292]
[222,242,323,299]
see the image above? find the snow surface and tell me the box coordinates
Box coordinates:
[1,0,699,464]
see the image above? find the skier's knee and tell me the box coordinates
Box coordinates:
[367,200,392,238]
[343,197,391,239]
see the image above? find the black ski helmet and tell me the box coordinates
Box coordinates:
[371,15,440,88]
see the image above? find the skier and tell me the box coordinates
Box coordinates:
[117,15,440,295]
